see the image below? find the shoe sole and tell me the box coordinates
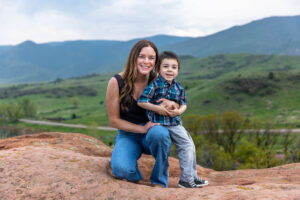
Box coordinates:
[195,182,209,187]
[178,183,199,188]
[178,184,186,188]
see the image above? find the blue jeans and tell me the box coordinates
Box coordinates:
[165,125,197,182]
[111,125,171,187]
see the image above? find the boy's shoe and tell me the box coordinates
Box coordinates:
[194,177,209,187]
[178,180,198,188]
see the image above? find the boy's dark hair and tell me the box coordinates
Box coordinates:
[157,51,180,71]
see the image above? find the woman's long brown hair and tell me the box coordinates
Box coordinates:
[120,40,159,111]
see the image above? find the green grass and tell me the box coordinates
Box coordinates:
[1,54,300,128]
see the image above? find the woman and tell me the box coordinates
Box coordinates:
[106,40,171,187]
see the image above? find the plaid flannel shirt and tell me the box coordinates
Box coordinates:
[138,75,186,126]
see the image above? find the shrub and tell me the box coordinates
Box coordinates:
[19,98,37,118]
[194,136,236,171]
[268,72,274,80]
[286,135,300,163]
[71,97,80,108]
[0,103,23,123]
[220,111,246,155]
[185,111,285,171]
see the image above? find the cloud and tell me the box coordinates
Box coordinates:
[0,0,299,45]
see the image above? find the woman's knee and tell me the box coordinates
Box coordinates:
[111,159,137,179]
[147,125,171,145]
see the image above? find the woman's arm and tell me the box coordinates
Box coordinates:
[106,77,158,134]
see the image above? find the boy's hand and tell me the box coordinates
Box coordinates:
[166,108,181,117]
[156,105,170,116]
[157,98,179,110]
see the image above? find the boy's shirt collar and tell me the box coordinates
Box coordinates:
[158,74,174,85]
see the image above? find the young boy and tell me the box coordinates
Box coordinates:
[138,51,208,188]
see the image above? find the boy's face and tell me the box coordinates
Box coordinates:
[159,58,179,84]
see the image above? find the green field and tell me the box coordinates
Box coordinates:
[1,54,300,128]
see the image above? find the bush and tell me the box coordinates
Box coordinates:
[234,141,280,169]
[0,99,37,123]
[286,135,300,163]
[19,98,37,118]
[220,111,246,154]
[0,103,23,123]
[193,134,236,171]
[71,97,80,108]
[184,111,287,171]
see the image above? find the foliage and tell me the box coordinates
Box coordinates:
[71,97,80,108]
[0,103,23,123]
[184,111,293,171]
[19,98,37,118]
[286,135,300,163]
[0,98,37,123]
[0,86,97,99]
[226,77,277,96]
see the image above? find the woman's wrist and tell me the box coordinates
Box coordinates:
[139,124,147,134]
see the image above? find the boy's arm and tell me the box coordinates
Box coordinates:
[178,104,187,114]
[138,102,170,116]
[165,84,187,117]
[166,104,186,117]
[138,82,169,116]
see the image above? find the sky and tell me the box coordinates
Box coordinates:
[0,0,300,45]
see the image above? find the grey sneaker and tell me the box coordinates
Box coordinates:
[178,180,198,188]
[194,177,208,187]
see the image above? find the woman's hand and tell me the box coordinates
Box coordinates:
[142,121,160,133]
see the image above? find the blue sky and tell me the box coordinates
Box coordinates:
[0,0,300,45]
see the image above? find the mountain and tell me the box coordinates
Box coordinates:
[0,35,191,83]
[0,45,13,54]
[164,15,300,57]
[1,15,300,83]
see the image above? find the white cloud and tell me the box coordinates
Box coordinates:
[0,0,299,45]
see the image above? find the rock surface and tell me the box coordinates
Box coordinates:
[0,132,300,200]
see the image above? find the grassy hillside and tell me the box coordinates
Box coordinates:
[0,73,113,126]
[178,54,300,127]
[1,54,300,127]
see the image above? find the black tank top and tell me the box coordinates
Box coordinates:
[114,74,149,124]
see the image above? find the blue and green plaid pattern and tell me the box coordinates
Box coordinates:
[138,75,186,126]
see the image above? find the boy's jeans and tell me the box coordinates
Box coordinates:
[111,125,171,187]
[165,125,198,183]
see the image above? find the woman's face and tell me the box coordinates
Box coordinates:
[136,46,156,76]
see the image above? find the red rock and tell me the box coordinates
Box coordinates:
[0,132,300,200]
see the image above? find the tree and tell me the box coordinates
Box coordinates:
[0,103,23,123]
[71,97,80,108]
[268,72,274,80]
[19,98,37,118]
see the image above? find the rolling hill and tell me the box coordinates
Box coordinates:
[1,53,300,127]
